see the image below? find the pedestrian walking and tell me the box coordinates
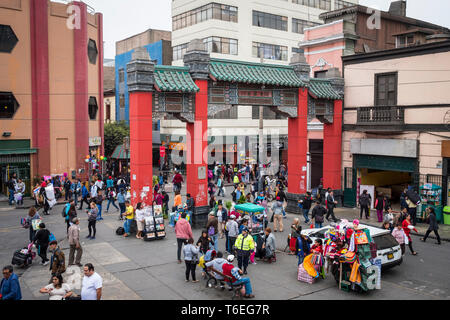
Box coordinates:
[68,218,82,266]
[73,179,82,207]
[117,188,126,220]
[226,215,239,254]
[311,201,326,228]
[65,201,77,233]
[299,192,313,223]
[326,190,338,222]
[406,196,418,226]
[7,173,17,206]
[391,222,406,255]
[183,238,200,282]
[234,227,254,275]
[206,212,219,252]
[14,178,25,207]
[81,263,102,300]
[359,189,371,219]
[48,241,66,279]
[175,212,193,264]
[173,191,182,212]
[39,274,73,300]
[216,200,228,239]
[26,207,41,243]
[217,174,225,197]
[186,193,195,223]
[162,191,170,218]
[95,189,104,221]
[172,171,183,193]
[271,197,284,232]
[421,207,441,245]
[105,187,119,213]
[86,202,98,240]
[33,222,51,265]
[402,214,418,256]
[1,265,22,300]
[78,182,90,210]
[64,177,72,201]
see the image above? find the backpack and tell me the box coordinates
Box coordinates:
[62,206,67,218]
[208,226,215,236]
[116,227,125,235]
[49,233,56,242]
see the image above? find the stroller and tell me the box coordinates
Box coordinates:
[11,242,36,268]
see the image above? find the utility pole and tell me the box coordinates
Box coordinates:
[259,47,265,175]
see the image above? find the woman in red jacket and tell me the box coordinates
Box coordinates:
[402,214,418,255]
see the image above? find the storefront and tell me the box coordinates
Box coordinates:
[344,139,419,208]
[0,140,36,197]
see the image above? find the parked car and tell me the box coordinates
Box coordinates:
[301,224,402,270]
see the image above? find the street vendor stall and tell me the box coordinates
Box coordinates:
[323,221,381,293]
[419,183,443,223]
[235,203,267,236]
[143,205,166,241]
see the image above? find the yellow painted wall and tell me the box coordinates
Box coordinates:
[360,169,411,187]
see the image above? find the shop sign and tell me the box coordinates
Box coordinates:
[89,137,102,147]
[168,142,186,151]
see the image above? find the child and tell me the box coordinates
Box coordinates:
[311,239,323,254]
[381,221,391,231]
[391,221,406,255]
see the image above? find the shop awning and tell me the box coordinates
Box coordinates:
[209,58,307,87]
[0,148,37,155]
[308,79,341,100]
[154,65,199,93]
[111,145,129,160]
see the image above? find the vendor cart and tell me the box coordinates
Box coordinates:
[235,203,267,237]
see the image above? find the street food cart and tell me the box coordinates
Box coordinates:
[234,203,267,236]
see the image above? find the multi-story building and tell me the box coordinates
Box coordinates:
[172,0,359,65]
[298,0,450,78]
[115,29,172,122]
[161,1,357,184]
[342,40,450,211]
[0,0,104,195]
[104,59,115,123]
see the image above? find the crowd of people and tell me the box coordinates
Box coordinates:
[2,162,443,300]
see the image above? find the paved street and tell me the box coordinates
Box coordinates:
[1,186,449,300]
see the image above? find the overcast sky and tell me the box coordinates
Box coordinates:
[77,0,450,59]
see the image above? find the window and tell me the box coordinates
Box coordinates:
[252,11,287,31]
[334,0,356,9]
[292,18,320,34]
[292,0,331,11]
[119,69,125,83]
[87,39,98,65]
[0,92,19,118]
[375,73,397,106]
[88,96,98,120]
[172,2,238,31]
[0,25,18,53]
[173,43,188,61]
[106,103,111,122]
[253,42,288,61]
[203,37,238,55]
[396,35,415,48]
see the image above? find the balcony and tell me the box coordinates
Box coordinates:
[357,106,405,125]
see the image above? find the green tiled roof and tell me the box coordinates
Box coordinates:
[209,59,306,87]
[308,79,341,100]
[111,145,129,160]
[154,66,199,93]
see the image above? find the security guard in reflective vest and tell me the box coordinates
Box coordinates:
[234,227,255,274]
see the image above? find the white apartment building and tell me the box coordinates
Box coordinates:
[171,0,358,65]
[161,0,357,175]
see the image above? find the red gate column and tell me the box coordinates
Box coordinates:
[127,48,155,207]
[288,88,308,196]
[183,39,211,228]
[186,79,208,207]
[323,99,343,190]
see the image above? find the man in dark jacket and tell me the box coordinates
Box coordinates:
[299,192,313,223]
[64,178,72,201]
[359,190,371,219]
[326,191,338,222]
[1,265,22,300]
[33,223,51,265]
[311,201,326,228]
[48,241,66,281]
[186,193,195,221]
[421,207,441,245]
